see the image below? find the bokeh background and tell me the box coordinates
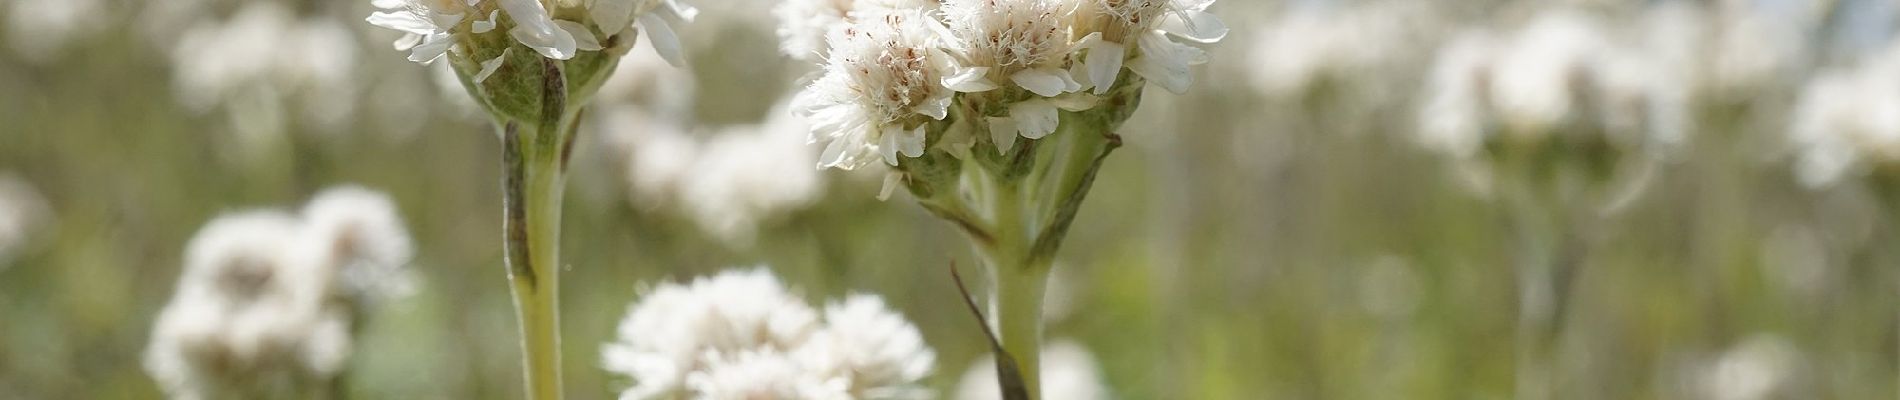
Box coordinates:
[2,0,1898,398]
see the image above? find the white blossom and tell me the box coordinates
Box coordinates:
[144,212,346,399]
[1074,0,1227,95]
[602,267,935,400]
[799,11,955,169]
[145,186,419,399]
[940,0,1083,152]
[0,174,50,267]
[773,0,939,62]
[1788,47,1900,188]
[366,0,474,63]
[299,186,418,305]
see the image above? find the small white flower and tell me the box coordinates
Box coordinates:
[299,186,417,305]
[366,0,473,63]
[602,267,936,400]
[796,295,936,399]
[1415,30,1497,160]
[1075,0,1226,95]
[592,0,700,66]
[774,0,939,62]
[940,0,1084,151]
[602,268,821,399]
[954,339,1107,400]
[800,11,955,170]
[1789,58,1900,188]
[144,212,346,399]
[1488,10,1609,136]
[497,0,581,59]
[0,174,50,267]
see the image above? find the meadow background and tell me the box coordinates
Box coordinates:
[1,0,1897,398]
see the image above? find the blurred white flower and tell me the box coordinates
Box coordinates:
[954,339,1105,400]
[145,186,418,399]
[3,0,102,64]
[1488,10,1609,136]
[172,3,364,143]
[602,267,935,400]
[1074,0,1227,95]
[1788,48,1900,188]
[799,11,954,169]
[145,212,347,399]
[1416,30,1498,160]
[1700,334,1800,400]
[0,174,50,267]
[299,186,418,305]
[678,106,825,246]
[774,0,938,62]
[1246,3,1413,97]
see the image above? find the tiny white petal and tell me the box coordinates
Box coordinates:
[556,20,603,51]
[1011,67,1076,97]
[944,67,998,92]
[1052,93,1099,112]
[1160,10,1228,43]
[408,33,455,63]
[880,125,904,166]
[1010,100,1059,139]
[639,14,687,67]
[1083,37,1125,95]
[475,48,510,82]
[988,116,1017,154]
[473,10,499,33]
[366,11,437,36]
[1129,32,1198,94]
[899,126,925,158]
[591,0,635,33]
[392,33,423,51]
[878,172,902,201]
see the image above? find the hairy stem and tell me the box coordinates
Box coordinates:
[503,121,568,400]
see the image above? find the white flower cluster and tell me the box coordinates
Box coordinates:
[1788,43,1900,188]
[789,0,1227,170]
[145,186,415,399]
[1415,10,1688,160]
[601,267,935,400]
[168,3,366,144]
[368,0,698,78]
[0,173,50,267]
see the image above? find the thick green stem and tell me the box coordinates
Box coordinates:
[503,120,569,400]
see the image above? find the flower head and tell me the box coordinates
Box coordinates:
[1072,0,1226,94]
[366,0,476,63]
[601,267,935,400]
[940,0,1080,96]
[800,11,955,170]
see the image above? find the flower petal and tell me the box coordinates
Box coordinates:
[556,20,603,51]
[366,11,437,36]
[408,33,455,63]
[501,0,577,59]
[988,116,1017,154]
[1129,32,1199,94]
[877,171,902,201]
[899,126,926,158]
[473,10,499,33]
[591,0,634,33]
[1009,100,1059,139]
[1160,10,1228,43]
[944,66,998,92]
[392,33,423,51]
[475,48,511,82]
[639,14,687,67]
[879,125,904,166]
[918,90,952,120]
[1011,67,1076,97]
[1084,37,1125,95]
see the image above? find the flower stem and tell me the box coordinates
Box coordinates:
[502,118,570,400]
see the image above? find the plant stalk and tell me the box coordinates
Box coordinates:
[503,120,569,400]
